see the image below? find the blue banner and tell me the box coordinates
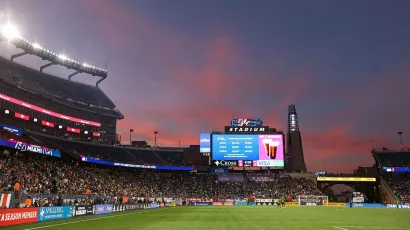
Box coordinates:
[38,206,73,222]
[235,202,247,206]
[0,124,22,136]
[81,157,193,171]
[189,202,213,206]
[200,133,211,153]
[94,204,113,215]
[150,203,159,208]
[348,203,385,208]
[155,166,193,171]
[248,202,256,206]
[0,139,61,157]
[386,204,410,209]
[211,166,228,173]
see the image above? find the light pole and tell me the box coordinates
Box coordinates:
[154,131,158,148]
[130,129,133,146]
[398,132,403,150]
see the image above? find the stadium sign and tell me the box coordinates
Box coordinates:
[224,126,270,134]
[212,160,238,167]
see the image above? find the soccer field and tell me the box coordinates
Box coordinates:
[6,206,410,230]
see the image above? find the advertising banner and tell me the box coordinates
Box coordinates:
[125,204,144,210]
[0,139,61,158]
[386,204,410,209]
[0,208,38,227]
[300,201,323,206]
[255,202,278,206]
[213,202,223,206]
[113,204,125,212]
[94,204,113,215]
[235,202,247,206]
[200,133,211,153]
[248,202,256,206]
[212,160,238,167]
[189,202,213,206]
[349,203,385,208]
[285,202,299,206]
[327,202,346,207]
[255,199,273,202]
[38,206,73,222]
[353,197,365,203]
[211,166,228,173]
[0,124,22,136]
[224,202,234,206]
[72,206,93,217]
[317,177,376,182]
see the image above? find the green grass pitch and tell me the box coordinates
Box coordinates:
[6,206,410,230]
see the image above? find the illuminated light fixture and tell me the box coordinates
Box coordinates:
[1,24,20,40]
[58,54,68,61]
[83,63,87,67]
[32,43,42,49]
[5,110,9,114]
[84,131,88,134]
[58,125,62,129]
[34,118,38,122]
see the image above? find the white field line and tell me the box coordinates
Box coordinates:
[25,208,165,230]
[334,227,348,230]
[334,227,410,230]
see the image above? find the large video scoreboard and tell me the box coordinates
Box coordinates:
[211,134,284,168]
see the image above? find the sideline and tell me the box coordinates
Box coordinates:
[334,226,410,230]
[24,208,166,230]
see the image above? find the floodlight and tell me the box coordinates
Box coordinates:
[83,62,87,66]
[1,24,20,40]
[33,43,42,49]
[58,54,68,61]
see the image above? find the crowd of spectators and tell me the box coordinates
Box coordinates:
[0,151,322,203]
[246,176,322,200]
[391,178,410,202]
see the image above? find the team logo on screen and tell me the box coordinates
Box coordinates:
[213,160,238,167]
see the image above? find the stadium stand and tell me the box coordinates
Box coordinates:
[373,149,410,203]
[25,131,186,166]
[0,57,114,107]
[0,149,322,203]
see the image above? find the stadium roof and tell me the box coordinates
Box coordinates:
[0,24,107,87]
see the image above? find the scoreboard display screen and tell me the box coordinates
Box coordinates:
[211,134,284,168]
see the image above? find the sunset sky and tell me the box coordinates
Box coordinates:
[0,0,409,172]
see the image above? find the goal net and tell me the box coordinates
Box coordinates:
[297,195,329,206]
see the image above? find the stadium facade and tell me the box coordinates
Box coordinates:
[0,56,123,144]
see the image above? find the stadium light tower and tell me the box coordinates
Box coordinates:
[398,131,403,150]
[129,129,134,146]
[0,23,109,87]
[154,131,158,148]
[1,24,20,40]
